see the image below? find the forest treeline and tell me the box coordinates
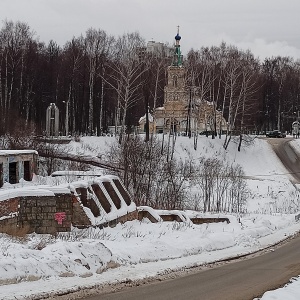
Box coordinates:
[1,20,300,137]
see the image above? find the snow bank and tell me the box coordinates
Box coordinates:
[0,135,299,299]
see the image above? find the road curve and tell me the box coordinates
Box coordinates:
[84,234,300,300]
[78,137,300,300]
[266,137,300,183]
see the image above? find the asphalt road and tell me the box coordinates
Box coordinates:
[80,137,300,300]
[267,137,300,182]
[84,234,300,300]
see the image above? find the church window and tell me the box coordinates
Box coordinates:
[173,76,178,87]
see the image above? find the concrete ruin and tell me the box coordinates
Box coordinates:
[0,175,137,235]
[0,150,38,187]
[137,206,230,225]
[0,170,230,235]
[70,175,137,229]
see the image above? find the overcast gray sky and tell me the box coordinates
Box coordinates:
[1,0,300,60]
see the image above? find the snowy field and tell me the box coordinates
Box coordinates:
[1,135,300,299]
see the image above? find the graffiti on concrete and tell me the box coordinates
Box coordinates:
[54,212,66,225]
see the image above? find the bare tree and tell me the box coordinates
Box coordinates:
[84,28,114,135]
[193,157,247,213]
[0,20,35,131]
[236,52,260,151]
[62,36,85,135]
[106,135,166,205]
[104,32,147,142]
[222,47,242,149]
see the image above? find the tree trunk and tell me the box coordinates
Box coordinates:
[88,62,95,135]
[99,75,104,135]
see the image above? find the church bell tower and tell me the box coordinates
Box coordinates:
[164,26,188,104]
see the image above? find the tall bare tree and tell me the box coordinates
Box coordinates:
[104,32,147,142]
[84,28,114,135]
[0,20,35,131]
[62,36,85,135]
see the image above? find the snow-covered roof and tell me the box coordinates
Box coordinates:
[0,187,56,201]
[51,170,105,177]
[0,150,38,156]
[138,113,154,124]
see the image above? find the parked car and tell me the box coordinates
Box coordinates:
[199,130,216,136]
[266,130,286,138]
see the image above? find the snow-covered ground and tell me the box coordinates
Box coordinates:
[1,135,300,299]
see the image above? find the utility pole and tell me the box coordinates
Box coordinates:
[62,100,69,136]
[145,99,149,142]
[186,88,192,138]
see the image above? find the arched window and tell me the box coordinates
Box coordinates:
[173,76,178,87]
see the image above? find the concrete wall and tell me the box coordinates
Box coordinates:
[190,217,230,224]
[18,194,73,234]
[0,175,138,235]
[0,194,73,235]
[0,151,38,186]
[138,210,159,223]
[0,198,19,216]
[0,217,19,236]
[0,189,230,236]
[71,176,137,228]
[72,197,92,228]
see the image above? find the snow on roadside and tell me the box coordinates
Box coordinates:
[0,135,300,299]
[0,213,299,299]
[258,276,300,300]
[0,235,112,285]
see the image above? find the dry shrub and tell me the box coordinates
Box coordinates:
[6,118,37,150]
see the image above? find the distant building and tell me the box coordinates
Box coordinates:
[139,28,227,134]
[138,113,156,134]
[0,150,38,187]
[146,40,174,58]
[136,40,173,61]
